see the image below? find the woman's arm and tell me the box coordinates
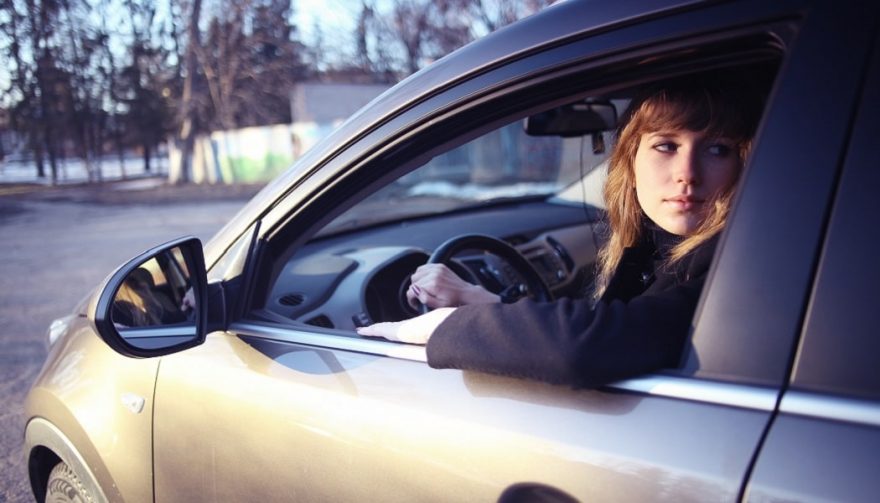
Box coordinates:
[425,239,716,388]
[426,283,701,388]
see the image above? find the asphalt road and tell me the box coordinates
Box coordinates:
[0,181,260,502]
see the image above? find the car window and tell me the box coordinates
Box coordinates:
[319,118,618,236]
[789,48,880,401]
[260,103,617,328]
[249,24,787,387]
[259,64,778,328]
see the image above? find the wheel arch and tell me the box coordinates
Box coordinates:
[25,417,111,503]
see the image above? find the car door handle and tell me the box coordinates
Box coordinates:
[120,392,146,414]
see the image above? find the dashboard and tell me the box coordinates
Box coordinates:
[262,200,603,331]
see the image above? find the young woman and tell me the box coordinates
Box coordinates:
[357,77,762,388]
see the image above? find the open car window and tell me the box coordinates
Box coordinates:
[260,105,617,329]
[254,64,778,338]
[238,18,787,389]
[319,116,618,237]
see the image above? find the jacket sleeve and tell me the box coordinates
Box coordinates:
[425,258,710,388]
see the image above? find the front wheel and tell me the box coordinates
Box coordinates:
[45,461,93,503]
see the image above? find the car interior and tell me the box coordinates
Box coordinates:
[244,57,781,338]
[259,115,611,330]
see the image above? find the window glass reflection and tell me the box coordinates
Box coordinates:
[112,247,193,330]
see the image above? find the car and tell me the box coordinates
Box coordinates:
[23,0,880,501]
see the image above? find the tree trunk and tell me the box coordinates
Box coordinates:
[171,0,202,185]
[143,142,152,173]
[34,140,45,179]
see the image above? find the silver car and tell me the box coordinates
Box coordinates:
[24,0,880,501]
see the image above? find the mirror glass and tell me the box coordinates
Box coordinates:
[111,245,198,349]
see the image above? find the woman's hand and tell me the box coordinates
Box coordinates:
[407,264,500,309]
[357,308,457,345]
[180,288,195,312]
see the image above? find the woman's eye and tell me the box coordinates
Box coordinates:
[708,143,733,157]
[653,142,677,153]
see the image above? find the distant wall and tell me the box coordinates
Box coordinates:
[171,121,344,185]
[197,124,295,184]
[170,82,392,185]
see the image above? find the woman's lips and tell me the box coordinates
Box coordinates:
[664,196,704,211]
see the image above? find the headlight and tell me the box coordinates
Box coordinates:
[46,315,75,348]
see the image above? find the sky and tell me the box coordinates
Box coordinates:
[295,0,359,38]
[294,0,362,59]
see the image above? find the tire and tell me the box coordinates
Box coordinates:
[45,461,93,503]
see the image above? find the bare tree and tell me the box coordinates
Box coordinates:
[351,0,396,81]
[348,0,551,81]
[194,0,306,130]
[30,0,72,182]
[117,0,174,173]
[58,1,112,181]
[0,0,551,187]
[469,0,554,33]
[171,0,203,183]
[1,0,39,170]
[2,0,141,182]
[246,0,308,124]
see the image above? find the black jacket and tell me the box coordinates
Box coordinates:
[425,233,718,388]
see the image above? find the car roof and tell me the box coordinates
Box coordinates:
[204,0,705,264]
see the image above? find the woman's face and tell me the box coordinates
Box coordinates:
[633,128,739,236]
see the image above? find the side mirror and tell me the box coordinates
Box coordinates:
[89,236,208,357]
[523,99,618,137]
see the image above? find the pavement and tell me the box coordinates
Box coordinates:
[0,177,265,205]
[0,180,264,502]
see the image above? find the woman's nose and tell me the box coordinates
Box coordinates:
[674,148,700,185]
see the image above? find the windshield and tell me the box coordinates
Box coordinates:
[321,120,614,235]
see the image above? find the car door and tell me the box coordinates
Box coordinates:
[743,26,880,502]
[150,1,876,501]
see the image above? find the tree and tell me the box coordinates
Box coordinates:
[0,0,68,181]
[0,0,548,186]
[195,0,307,130]
[469,0,554,34]
[246,0,308,125]
[117,0,174,173]
[347,0,553,81]
[1,0,39,169]
[58,2,114,181]
[170,0,202,183]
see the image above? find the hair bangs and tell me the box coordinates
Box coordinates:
[633,87,755,141]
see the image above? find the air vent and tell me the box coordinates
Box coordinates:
[305,315,334,329]
[546,236,574,272]
[279,293,305,306]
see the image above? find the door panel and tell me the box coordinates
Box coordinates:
[745,19,880,502]
[154,329,770,501]
[745,406,880,502]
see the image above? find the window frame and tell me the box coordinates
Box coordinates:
[680,0,878,388]
[786,24,880,403]
[230,4,810,395]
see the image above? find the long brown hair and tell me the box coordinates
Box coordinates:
[593,78,762,300]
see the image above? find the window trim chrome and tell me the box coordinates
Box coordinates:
[779,390,880,428]
[230,321,780,413]
[230,321,429,362]
[610,376,779,412]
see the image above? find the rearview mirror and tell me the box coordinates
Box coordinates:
[524,100,618,137]
[90,237,208,357]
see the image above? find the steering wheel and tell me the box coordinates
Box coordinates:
[419,234,553,314]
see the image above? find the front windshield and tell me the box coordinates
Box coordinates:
[321,119,615,235]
